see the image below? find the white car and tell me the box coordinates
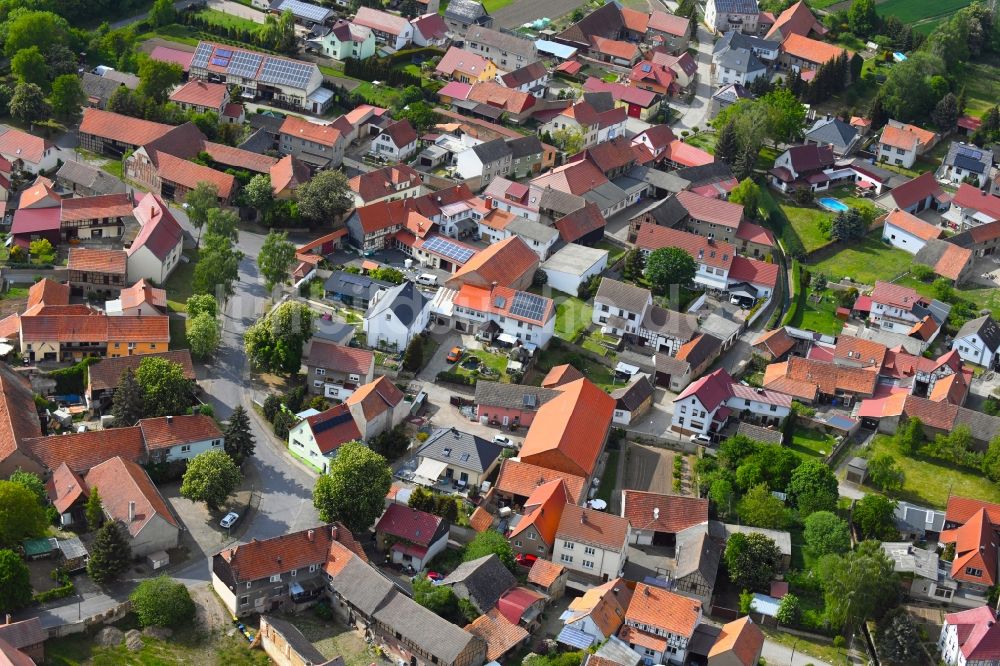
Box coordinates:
[220,512,240,529]
[493,435,515,448]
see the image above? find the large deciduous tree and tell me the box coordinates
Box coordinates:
[180,450,242,510]
[137,58,182,104]
[296,169,352,225]
[0,550,31,613]
[786,459,839,517]
[131,576,196,628]
[50,74,86,119]
[803,510,851,557]
[853,494,899,540]
[135,356,193,418]
[737,483,790,529]
[821,540,898,634]
[187,311,220,359]
[184,182,220,242]
[724,532,782,591]
[11,46,48,89]
[9,82,49,124]
[258,231,297,291]
[312,442,392,536]
[464,530,517,572]
[0,481,48,547]
[644,247,696,295]
[244,301,315,374]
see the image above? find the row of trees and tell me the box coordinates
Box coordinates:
[244,169,354,230]
[180,7,297,56]
[713,88,806,181]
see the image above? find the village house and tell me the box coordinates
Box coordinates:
[278,115,345,169]
[704,0,761,35]
[309,19,376,60]
[375,503,450,571]
[553,504,632,583]
[507,479,567,560]
[345,375,407,441]
[939,605,1000,666]
[671,368,791,438]
[168,80,231,116]
[350,164,425,208]
[444,0,493,34]
[414,427,503,490]
[939,142,994,187]
[371,120,419,162]
[558,578,633,647]
[877,121,938,169]
[127,193,185,285]
[464,26,537,71]
[67,247,128,295]
[288,404,362,473]
[441,554,516,615]
[619,583,702,664]
[473,381,560,429]
[952,315,1000,370]
[352,7,414,50]
[139,414,224,464]
[305,340,374,398]
[364,281,431,351]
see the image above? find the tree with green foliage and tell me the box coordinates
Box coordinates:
[895,417,923,454]
[244,301,315,374]
[187,311,220,359]
[645,247,697,295]
[8,470,46,506]
[733,142,758,181]
[186,294,218,319]
[395,102,440,132]
[28,238,55,265]
[370,266,405,285]
[243,173,274,213]
[107,86,143,118]
[50,74,86,118]
[804,510,851,557]
[224,406,256,466]
[776,592,801,626]
[831,208,867,242]
[822,540,898,634]
[551,126,586,155]
[408,485,436,513]
[848,0,879,38]
[149,0,177,27]
[262,395,282,422]
[258,231,297,291]
[87,520,132,584]
[11,46,48,89]
[729,178,762,220]
[724,531,782,591]
[715,121,739,164]
[180,450,242,510]
[0,550,31,613]
[296,169,353,225]
[85,486,104,530]
[135,356,193,418]
[313,442,392,535]
[111,368,144,427]
[412,573,460,618]
[193,230,243,299]
[622,248,645,281]
[867,453,904,491]
[131,576,195,628]
[877,608,923,665]
[786,459,839,517]
[464,530,517,572]
[403,336,424,373]
[261,9,297,54]
[184,182,220,244]
[137,58,182,104]
[9,82,49,124]
[709,478,736,519]
[854,493,899,540]
[737,483,790,529]
[4,10,69,57]
[0,481,47,547]
[932,93,959,132]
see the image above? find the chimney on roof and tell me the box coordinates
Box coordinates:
[581,511,587,524]
[331,524,339,540]
[307,529,315,542]
[643,586,650,596]
[128,501,135,523]
[4,615,11,626]
[166,415,173,423]
[653,507,659,521]
[277,556,282,564]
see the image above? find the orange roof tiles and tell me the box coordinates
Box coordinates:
[590,36,639,61]
[765,0,826,41]
[469,506,494,532]
[519,378,615,478]
[648,10,689,36]
[754,327,795,359]
[118,279,167,311]
[79,108,171,147]
[467,81,536,114]
[219,523,366,583]
[436,46,493,78]
[60,193,133,222]
[709,616,765,666]
[541,364,585,388]
[465,609,529,662]
[345,375,404,421]
[18,177,61,209]
[27,279,69,309]
[620,7,649,32]
[527,558,565,587]
[884,208,940,241]
[509,478,567,544]
[785,356,877,397]
[67,247,127,275]
[870,281,922,310]
[946,495,1000,526]
[302,404,361,455]
[0,365,42,467]
[0,128,52,166]
[350,164,422,204]
[270,154,310,195]
[624,583,701,637]
[446,236,538,290]
[495,459,587,504]
[781,34,850,66]
[931,243,973,281]
[566,577,632,638]
[139,415,222,451]
[622,490,708,534]
[169,80,228,109]
[84,456,178,535]
[49,462,88,514]
[675,190,742,228]
[107,316,170,343]
[556,504,631,551]
[150,150,235,200]
[879,125,920,152]
[941,508,996,585]
[279,115,343,148]
[25,427,145,473]
[833,335,887,369]
[635,225,735,270]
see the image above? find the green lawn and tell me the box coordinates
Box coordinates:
[761,628,848,665]
[136,23,201,46]
[481,0,513,11]
[788,428,836,460]
[0,286,28,300]
[192,8,262,32]
[684,131,716,154]
[352,82,402,108]
[552,294,593,341]
[595,240,627,264]
[876,0,970,28]
[806,233,916,286]
[787,288,844,336]
[163,251,198,313]
[453,348,510,382]
[954,56,1000,118]
[958,284,1000,319]
[101,159,123,179]
[780,203,832,253]
[535,345,617,391]
[865,435,1000,508]
[595,450,619,503]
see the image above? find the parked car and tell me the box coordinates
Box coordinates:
[446,346,463,363]
[411,571,446,585]
[220,512,240,529]
[515,553,538,568]
[493,435,515,449]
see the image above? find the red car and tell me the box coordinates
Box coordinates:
[426,571,445,582]
[515,553,538,568]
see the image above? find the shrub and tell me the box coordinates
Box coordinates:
[262,395,281,421]
[130,576,196,628]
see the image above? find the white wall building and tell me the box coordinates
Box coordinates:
[541,244,609,296]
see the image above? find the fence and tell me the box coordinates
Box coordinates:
[45,600,132,637]
[623,429,697,453]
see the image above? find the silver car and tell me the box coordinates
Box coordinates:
[220,512,240,529]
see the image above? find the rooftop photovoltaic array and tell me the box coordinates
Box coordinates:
[191,42,215,69]
[421,236,476,264]
[229,50,263,78]
[510,291,547,322]
[274,0,331,23]
[260,57,314,88]
[191,42,318,90]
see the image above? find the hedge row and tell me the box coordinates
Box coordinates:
[781,260,803,328]
[436,371,475,386]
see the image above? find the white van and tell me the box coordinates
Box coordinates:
[416,273,438,286]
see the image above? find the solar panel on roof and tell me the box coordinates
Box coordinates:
[421,236,475,264]
[509,292,547,322]
[229,50,263,78]
[642,64,652,72]
[215,48,233,57]
[191,42,213,69]
[211,56,231,67]
[260,57,314,89]
[278,0,330,22]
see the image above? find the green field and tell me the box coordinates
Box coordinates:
[865,435,1000,508]
[789,428,836,460]
[875,0,971,31]
[481,0,513,11]
[684,131,717,154]
[955,57,1000,118]
[806,233,916,286]
[787,288,845,336]
[192,8,262,32]
[780,204,832,253]
[552,294,593,341]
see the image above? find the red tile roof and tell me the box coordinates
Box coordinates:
[467,81,536,114]
[624,583,700,637]
[87,350,194,393]
[11,208,59,239]
[150,150,235,200]
[169,80,228,109]
[677,368,734,411]
[784,356,877,396]
[496,586,545,625]
[350,164,423,204]
[436,46,493,78]
[27,278,69,309]
[150,45,194,71]
[354,6,411,35]
[870,281,922,310]
[583,77,657,108]
[139,414,222,451]
[648,10,689,36]
[833,335,887,369]
[84,455,179,535]
[465,609,529,661]
[941,508,996,585]
[527,558,565,587]
[889,172,944,211]
[709,616,765,666]
[446,236,537,290]
[118,279,167,311]
[555,202,606,243]
[945,606,1000,661]
[79,108,171,146]
[781,34,849,65]
[301,404,361,455]
[60,193,133,223]
[765,0,826,41]
[381,120,418,149]
[218,523,366,583]
[884,208,940,241]
[376,503,444,546]
[728,256,780,288]
[629,60,676,90]
[270,154,310,195]
[0,128,53,166]
[953,184,1000,220]
[541,364,585,388]
[735,220,776,246]
[25,427,145,473]
[879,125,919,152]
[590,36,639,61]
[494,459,586,504]
[931,243,973,281]
[67,247,127,274]
[519,378,615,478]
[0,366,42,467]
[48,462,88,514]
[509,478,566,544]
[946,496,1000,526]
[279,114,343,148]
[345,375,404,421]
[754,327,795,359]
[128,193,184,262]
[203,141,277,174]
[636,225,735,270]
[675,190,741,228]
[622,490,708,534]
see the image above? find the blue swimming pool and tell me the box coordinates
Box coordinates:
[819,197,850,213]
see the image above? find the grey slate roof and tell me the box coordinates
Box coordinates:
[366,280,429,327]
[804,117,858,152]
[261,616,337,666]
[81,71,124,105]
[946,142,993,175]
[465,26,536,60]
[325,271,392,302]
[680,332,722,368]
[735,421,783,444]
[645,194,691,228]
[596,277,650,314]
[474,380,559,410]
[55,160,127,195]
[507,135,543,159]
[894,500,946,535]
[539,187,587,216]
[441,554,516,612]
[712,83,751,106]
[716,48,765,74]
[712,30,779,57]
[611,375,655,411]
[418,427,503,474]
[447,0,491,24]
[471,138,513,164]
[673,522,721,582]
[956,315,1000,352]
[641,306,698,341]
[954,406,1000,443]
[331,556,396,615]
[373,591,484,664]
[507,216,559,244]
